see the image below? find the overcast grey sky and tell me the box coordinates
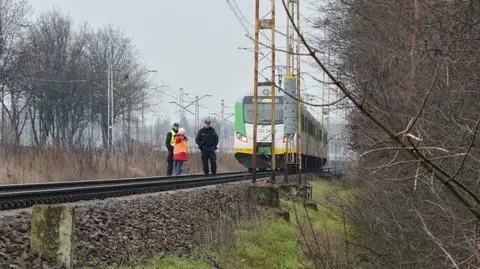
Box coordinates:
[30,0,334,126]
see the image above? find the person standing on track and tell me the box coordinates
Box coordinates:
[173,128,188,176]
[195,119,219,176]
[165,122,179,176]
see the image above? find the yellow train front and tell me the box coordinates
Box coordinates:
[233,90,328,171]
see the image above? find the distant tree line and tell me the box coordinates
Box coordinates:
[0,0,156,149]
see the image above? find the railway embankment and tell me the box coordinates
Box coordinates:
[120,175,352,269]
[0,181,259,268]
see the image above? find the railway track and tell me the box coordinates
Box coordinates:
[0,171,274,211]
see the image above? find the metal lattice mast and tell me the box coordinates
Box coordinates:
[270,0,277,174]
[295,0,302,173]
[252,0,276,181]
[283,0,301,180]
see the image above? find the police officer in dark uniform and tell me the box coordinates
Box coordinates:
[165,122,179,176]
[195,119,219,176]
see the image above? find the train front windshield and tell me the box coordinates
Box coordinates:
[243,96,284,124]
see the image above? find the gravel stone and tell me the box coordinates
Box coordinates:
[0,182,259,268]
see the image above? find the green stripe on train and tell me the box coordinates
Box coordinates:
[235,102,246,135]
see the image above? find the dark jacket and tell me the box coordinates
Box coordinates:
[195,127,219,152]
[165,128,178,152]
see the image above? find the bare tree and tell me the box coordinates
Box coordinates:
[22,10,77,147]
[309,0,480,268]
[0,0,30,145]
[85,25,147,149]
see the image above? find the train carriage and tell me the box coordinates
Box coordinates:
[234,88,328,171]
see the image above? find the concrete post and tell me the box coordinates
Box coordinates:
[248,183,280,207]
[248,182,291,221]
[31,204,75,269]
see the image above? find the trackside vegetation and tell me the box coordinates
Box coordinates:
[108,177,352,269]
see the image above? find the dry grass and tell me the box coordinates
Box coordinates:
[0,146,244,184]
[281,179,352,269]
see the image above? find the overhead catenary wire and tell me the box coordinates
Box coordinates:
[161,89,227,120]
[222,1,346,120]
[224,0,286,68]
[224,0,252,36]
[243,29,348,110]
[255,65,347,107]
[223,0,346,119]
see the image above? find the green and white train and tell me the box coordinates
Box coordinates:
[234,87,328,171]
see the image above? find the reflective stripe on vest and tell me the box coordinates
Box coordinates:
[174,140,188,155]
[170,130,176,146]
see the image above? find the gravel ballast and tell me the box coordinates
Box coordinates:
[0,182,258,268]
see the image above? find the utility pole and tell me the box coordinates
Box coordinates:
[195,96,200,171]
[110,64,114,148]
[107,62,109,148]
[252,0,260,182]
[179,88,183,119]
[107,62,114,148]
[141,95,145,144]
[252,0,276,182]
[89,95,94,148]
[220,99,224,152]
[270,0,277,175]
[136,117,139,144]
[179,88,189,121]
[1,31,4,145]
[324,18,332,169]
[1,89,4,145]
[295,0,302,180]
[127,99,132,153]
[194,96,199,137]
[283,0,301,183]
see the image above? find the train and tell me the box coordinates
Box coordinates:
[233,85,328,171]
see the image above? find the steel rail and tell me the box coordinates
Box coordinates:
[0,171,277,211]
[0,171,247,192]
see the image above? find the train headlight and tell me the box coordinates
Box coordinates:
[236,132,247,142]
[283,136,288,143]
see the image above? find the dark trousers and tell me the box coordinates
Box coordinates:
[201,150,217,175]
[175,160,184,176]
[166,150,174,176]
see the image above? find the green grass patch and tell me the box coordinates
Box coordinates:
[283,179,352,234]
[221,218,308,269]
[114,256,213,269]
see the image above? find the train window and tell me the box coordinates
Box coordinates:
[243,103,284,124]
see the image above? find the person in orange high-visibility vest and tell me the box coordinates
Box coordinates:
[173,128,188,176]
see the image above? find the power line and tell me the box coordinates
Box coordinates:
[255,69,347,107]
[160,89,226,119]
[224,0,285,67]
[224,0,253,36]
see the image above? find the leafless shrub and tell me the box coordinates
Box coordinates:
[305,0,480,268]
